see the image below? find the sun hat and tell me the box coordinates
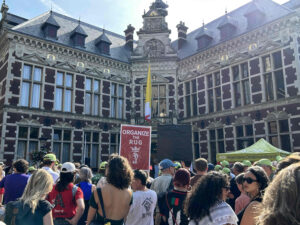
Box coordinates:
[61,162,76,173]
[257,159,272,167]
[173,168,190,186]
[222,167,231,175]
[215,165,222,171]
[220,160,229,167]
[43,153,57,162]
[99,161,108,169]
[28,166,37,172]
[159,159,176,170]
[242,160,252,167]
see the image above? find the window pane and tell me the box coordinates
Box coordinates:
[192,80,197,93]
[30,127,39,139]
[207,74,213,88]
[194,144,200,158]
[192,94,197,116]
[246,125,253,136]
[241,63,249,78]
[185,96,191,117]
[111,83,116,96]
[209,130,216,140]
[275,70,285,99]
[111,133,117,143]
[243,80,251,105]
[236,126,244,137]
[17,141,26,159]
[265,73,274,101]
[118,85,124,97]
[194,132,199,142]
[20,82,30,107]
[54,130,62,141]
[64,90,72,112]
[85,93,91,114]
[217,129,224,139]
[159,99,167,116]
[272,51,282,69]
[218,141,225,153]
[86,78,92,91]
[62,143,70,162]
[29,141,38,161]
[31,84,40,108]
[94,80,100,93]
[23,65,32,80]
[270,136,279,148]
[33,67,42,81]
[56,72,63,85]
[160,85,166,97]
[208,90,214,113]
[152,86,158,98]
[234,82,241,107]
[118,99,123,119]
[93,132,99,142]
[64,130,71,141]
[111,98,116,117]
[55,88,63,110]
[19,127,28,138]
[263,56,271,72]
[233,66,240,81]
[85,132,91,142]
[214,72,220,86]
[280,135,291,152]
[279,120,289,133]
[53,143,61,161]
[91,145,98,168]
[215,87,222,111]
[185,82,190,95]
[66,74,73,88]
[152,100,158,117]
[93,95,99,116]
[268,121,277,134]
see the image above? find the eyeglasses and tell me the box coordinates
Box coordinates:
[242,177,258,184]
[223,186,230,191]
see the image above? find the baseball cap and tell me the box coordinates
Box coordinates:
[159,159,176,170]
[43,153,57,162]
[215,165,222,171]
[28,166,37,172]
[242,160,252,167]
[99,161,108,169]
[61,162,76,173]
[222,167,231,175]
[220,160,229,167]
[174,161,182,169]
[257,159,272,167]
[173,168,190,186]
[207,163,215,172]
[276,155,283,162]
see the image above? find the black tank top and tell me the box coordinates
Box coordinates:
[237,196,262,225]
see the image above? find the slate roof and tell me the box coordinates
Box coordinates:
[71,23,88,37]
[42,12,60,28]
[172,0,293,60]
[11,11,131,63]
[6,13,27,26]
[95,31,112,45]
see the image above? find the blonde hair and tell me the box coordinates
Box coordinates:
[20,169,53,213]
[258,163,300,225]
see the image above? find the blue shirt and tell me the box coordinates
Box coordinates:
[77,181,92,201]
[0,173,29,204]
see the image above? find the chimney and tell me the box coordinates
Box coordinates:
[176,21,188,50]
[124,24,135,52]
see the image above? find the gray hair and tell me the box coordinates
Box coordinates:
[79,167,93,182]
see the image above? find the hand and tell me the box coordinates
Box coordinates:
[65,218,78,225]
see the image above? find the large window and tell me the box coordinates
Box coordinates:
[235,124,254,149]
[267,119,291,152]
[110,133,120,154]
[143,84,167,118]
[232,62,251,107]
[83,131,100,168]
[54,72,73,112]
[193,132,200,159]
[209,128,225,163]
[207,72,222,113]
[111,83,124,119]
[17,126,39,163]
[263,51,285,101]
[85,78,101,116]
[53,129,72,163]
[185,80,198,117]
[20,64,42,108]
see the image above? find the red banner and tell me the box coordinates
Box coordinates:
[119,124,152,170]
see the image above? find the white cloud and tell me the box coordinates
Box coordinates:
[39,0,70,16]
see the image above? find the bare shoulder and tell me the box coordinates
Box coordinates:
[241,201,262,225]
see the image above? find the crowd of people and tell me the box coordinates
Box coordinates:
[0,151,298,225]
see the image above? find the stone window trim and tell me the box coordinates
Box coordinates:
[52,128,73,163]
[83,130,101,169]
[84,77,102,116]
[206,71,222,114]
[54,71,74,112]
[184,79,198,117]
[208,126,225,163]
[110,82,125,119]
[109,132,120,155]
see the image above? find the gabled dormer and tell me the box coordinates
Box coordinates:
[70,21,87,48]
[41,12,60,39]
[95,30,112,55]
[244,0,265,29]
[217,12,237,41]
[195,23,213,50]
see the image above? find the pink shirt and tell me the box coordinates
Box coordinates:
[235,193,251,214]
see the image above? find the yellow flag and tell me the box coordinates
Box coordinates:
[145,65,152,121]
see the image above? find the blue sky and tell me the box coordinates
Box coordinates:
[3,0,288,40]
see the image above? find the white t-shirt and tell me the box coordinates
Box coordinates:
[42,166,59,183]
[126,189,157,225]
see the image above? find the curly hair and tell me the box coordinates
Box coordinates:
[184,171,229,221]
[13,159,29,173]
[258,163,300,225]
[106,154,133,189]
[275,155,300,175]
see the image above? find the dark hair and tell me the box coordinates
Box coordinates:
[13,159,29,173]
[235,173,245,185]
[194,158,208,172]
[276,155,300,175]
[182,160,191,167]
[106,154,133,189]
[56,172,75,192]
[233,162,245,173]
[134,170,147,186]
[42,160,53,166]
[247,166,269,191]
[184,171,229,221]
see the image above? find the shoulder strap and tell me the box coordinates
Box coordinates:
[72,185,79,203]
[167,178,174,192]
[165,192,179,225]
[96,188,106,219]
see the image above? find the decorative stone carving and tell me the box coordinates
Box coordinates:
[20,53,47,65]
[139,73,169,84]
[46,54,56,66]
[15,44,24,58]
[235,116,252,125]
[265,111,288,121]
[76,62,85,73]
[207,120,223,129]
[55,61,76,72]
[144,39,165,58]
[18,118,41,126]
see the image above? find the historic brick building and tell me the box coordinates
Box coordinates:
[0,0,300,166]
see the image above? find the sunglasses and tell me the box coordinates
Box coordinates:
[242,177,258,184]
[223,186,230,191]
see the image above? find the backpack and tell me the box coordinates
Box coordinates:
[54,185,79,208]
[4,200,24,225]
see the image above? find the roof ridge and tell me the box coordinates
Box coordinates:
[12,11,50,30]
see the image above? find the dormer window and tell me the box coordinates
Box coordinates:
[95,31,112,55]
[42,13,60,39]
[195,24,213,50]
[71,23,88,48]
[244,3,265,29]
[217,14,237,41]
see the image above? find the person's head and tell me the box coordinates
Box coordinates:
[98,161,108,174]
[258,163,300,225]
[194,158,208,174]
[242,160,252,171]
[43,153,57,168]
[79,167,93,183]
[173,161,182,170]
[159,159,176,176]
[74,162,80,170]
[106,154,133,189]
[214,165,222,171]
[20,169,53,213]
[181,160,192,168]
[184,171,229,221]
[173,168,190,190]
[235,172,245,193]
[13,159,29,173]
[56,162,76,192]
[276,155,300,175]
[232,162,245,176]
[257,159,273,177]
[243,166,269,198]
[28,166,37,174]
[131,169,147,191]
[220,160,229,168]
[207,163,215,172]
[222,167,231,176]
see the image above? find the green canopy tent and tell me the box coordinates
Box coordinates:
[216,139,291,163]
